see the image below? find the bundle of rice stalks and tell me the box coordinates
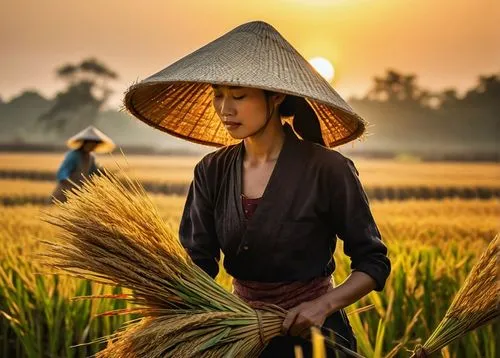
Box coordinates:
[41,170,360,358]
[410,234,499,358]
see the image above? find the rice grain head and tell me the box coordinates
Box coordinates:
[42,170,357,357]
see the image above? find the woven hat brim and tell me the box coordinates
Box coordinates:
[67,126,116,153]
[125,81,366,148]
[67,140,116,153]
[124,21,367,148]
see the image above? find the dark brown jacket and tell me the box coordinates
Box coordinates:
[180,125,391,291]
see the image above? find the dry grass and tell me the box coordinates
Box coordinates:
[0,153,499,188]
[40,169,365,357]
[0,179,55,196]
[41,171,363,357]
[352,159,500,188]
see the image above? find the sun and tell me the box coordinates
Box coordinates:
[308,57,335,82]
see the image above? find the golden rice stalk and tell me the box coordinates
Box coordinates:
[41,170,284,357]
[410,234,499,357]
[311,327,326,358]
[41,170,360,357]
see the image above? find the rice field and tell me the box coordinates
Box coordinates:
[1,196,498,357]
[1,152,499,188]
[0,153,499,357]
[0,179,54,196]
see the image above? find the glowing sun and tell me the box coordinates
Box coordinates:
[309,57,335,82]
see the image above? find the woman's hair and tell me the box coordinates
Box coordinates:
[264,91,326,146]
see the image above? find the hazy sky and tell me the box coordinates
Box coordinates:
[1,0,499,107]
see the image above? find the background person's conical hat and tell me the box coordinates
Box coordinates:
[124,21,367,148]
[66,126,116,153]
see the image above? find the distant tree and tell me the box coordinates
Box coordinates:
[477,74,500,93]
[463,74,500,106]
[438,89,459,109]
[56,64,78,80]
[7,90,50,108]
[365,69,437,107]
[437,73,500,147]
[348,70,499,155]
[1,90,53,142]
[39,58,118,135]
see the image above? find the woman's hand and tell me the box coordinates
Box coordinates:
[281,297,331,338]
[281,272,378,338]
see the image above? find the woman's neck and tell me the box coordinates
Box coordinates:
[243,119,285,164]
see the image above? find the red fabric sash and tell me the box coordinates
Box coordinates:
[232,276,333,310]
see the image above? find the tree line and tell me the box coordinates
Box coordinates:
[348,70,499,158]
[1,58,498,159]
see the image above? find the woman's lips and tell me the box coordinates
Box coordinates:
[223,121,241,130]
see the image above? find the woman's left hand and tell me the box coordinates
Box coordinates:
[281,272,378,338]
[281,298,331,338]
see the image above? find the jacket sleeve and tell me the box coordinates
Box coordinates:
[330,156,391,291]
[179,161,220,278]
[56,151,78,182]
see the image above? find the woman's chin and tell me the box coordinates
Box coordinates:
[225,128,248,140]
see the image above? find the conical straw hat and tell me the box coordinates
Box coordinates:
[66,126,115,153]
[124,21,366,148]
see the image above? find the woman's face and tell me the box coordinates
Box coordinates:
[81,140,99,152]
[212,85,283,139]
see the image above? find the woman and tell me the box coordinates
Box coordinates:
[124,21,391,357]
[52,125,115,203]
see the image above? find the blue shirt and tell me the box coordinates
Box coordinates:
[56,150,99,182]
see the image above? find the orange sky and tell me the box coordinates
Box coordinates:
[1,0,499,107]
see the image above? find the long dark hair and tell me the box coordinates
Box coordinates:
[265,91,325,146]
